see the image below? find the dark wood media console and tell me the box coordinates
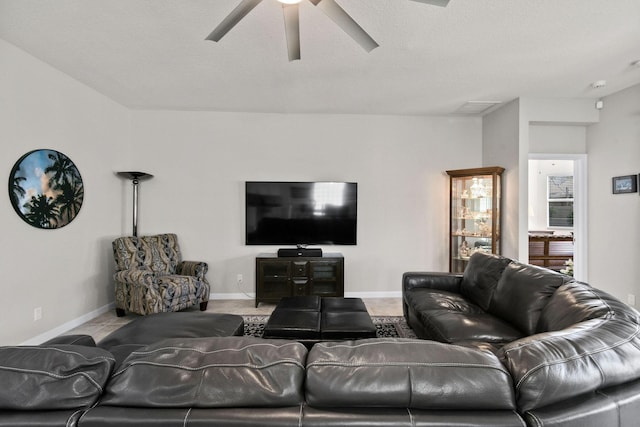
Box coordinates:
[255,253,344,307]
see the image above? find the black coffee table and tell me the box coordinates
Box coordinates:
[263,296,377,345]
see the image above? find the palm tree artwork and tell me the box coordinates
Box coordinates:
[9,149,84,229]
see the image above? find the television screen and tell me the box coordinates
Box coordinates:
[245,181,357,245]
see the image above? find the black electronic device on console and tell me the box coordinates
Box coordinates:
[277,247,323,257]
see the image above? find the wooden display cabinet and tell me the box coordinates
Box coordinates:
[446,167,504,273]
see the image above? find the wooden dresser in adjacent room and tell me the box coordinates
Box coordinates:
[528,233,574,272]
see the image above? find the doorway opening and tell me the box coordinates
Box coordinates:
[527,154,587,281]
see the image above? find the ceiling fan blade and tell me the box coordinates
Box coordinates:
[282,4,301,61]
[310,0,378,52]
[205,0,263,42]
[410,0,450,7]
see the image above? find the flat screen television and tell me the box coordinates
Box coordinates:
[245,181,357,245]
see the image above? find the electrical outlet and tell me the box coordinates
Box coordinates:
[628,294,636,307]
[33,307,42,321]
[237,274,243,284]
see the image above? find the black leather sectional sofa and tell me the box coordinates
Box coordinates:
[1,252,639,426]
[403,252,640,426]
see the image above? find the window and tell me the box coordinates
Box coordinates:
[547,176,573,227]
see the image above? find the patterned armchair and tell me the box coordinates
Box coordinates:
[112,234,210,316]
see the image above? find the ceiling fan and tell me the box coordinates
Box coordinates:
[205,0,450,61]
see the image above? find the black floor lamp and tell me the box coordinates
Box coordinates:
[117,171,153,237]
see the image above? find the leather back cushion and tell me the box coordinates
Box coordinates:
[538,282,614,332]
[488,262,570,335]
[306,338,515,410]
[0,345,115,410]
[101,337,307,408]
[499,305,640,411]
[460,252,512,310]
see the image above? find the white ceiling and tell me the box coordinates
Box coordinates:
[1,0,639,115]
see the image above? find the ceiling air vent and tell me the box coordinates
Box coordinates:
[453,101,502,115]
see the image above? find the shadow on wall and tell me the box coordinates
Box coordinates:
[97,236,119,305]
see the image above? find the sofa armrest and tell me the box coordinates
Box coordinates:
[402,272,463,295]
[177,260,208,281]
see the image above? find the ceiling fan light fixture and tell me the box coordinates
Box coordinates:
[208,0,434,58]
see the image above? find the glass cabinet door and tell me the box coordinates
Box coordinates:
[310,261,344,296]
[447,167,504,273]
[257,260,292,300]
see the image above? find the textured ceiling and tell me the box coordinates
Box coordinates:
[1,0,639,115]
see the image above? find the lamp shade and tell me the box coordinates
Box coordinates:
[117,171,153,181]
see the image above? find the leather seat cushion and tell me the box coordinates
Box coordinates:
[405,288,523,343]
[306,338,516,410]
[418,309,524,344]
[405,288,485,314]
[80,406,305,427]
[0,409,86,426]
[0,345,115,410]
[101,337,307,408]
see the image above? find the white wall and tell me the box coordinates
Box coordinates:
[129,111,482,297]
[482,99,521,260]
[586,83,640,304]
[0,40,131,344]
[529,125,587,154]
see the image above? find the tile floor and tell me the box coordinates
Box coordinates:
[66,298,404,343]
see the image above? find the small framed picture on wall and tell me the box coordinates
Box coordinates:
[612,175,638,194]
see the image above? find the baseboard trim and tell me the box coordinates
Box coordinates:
[212,292,256,300]
[21,302,115,346]
[345,291,402,298]
[211,291,402,300]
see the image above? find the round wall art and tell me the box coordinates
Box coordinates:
[8,149,84,229]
